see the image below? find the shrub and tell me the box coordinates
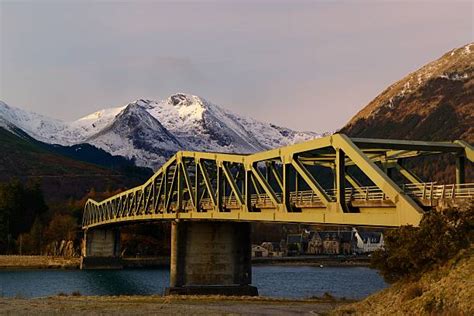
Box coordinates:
[371,203,473,283]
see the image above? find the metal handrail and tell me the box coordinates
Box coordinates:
[211,182,474,208]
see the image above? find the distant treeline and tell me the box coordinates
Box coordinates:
[0,179,92,255]
[0,179,172,256]
[0,179,49,253]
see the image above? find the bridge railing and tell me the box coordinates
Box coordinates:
[403,182,474,200]
[195,183,474,210]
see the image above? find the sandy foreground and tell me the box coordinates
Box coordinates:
[0,295,351,315]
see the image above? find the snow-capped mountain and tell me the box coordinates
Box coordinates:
[86,102,183,167]
[0,94,320,170]
[0,100,72,143]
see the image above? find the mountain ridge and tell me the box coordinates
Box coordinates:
[0,94,320,170]
[341,42,473,143]
[0,126,151,202]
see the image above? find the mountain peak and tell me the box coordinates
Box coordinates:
[168,93,197,107]
[0,93,319,170]
[126,98,155,110]
[156,93,208,123]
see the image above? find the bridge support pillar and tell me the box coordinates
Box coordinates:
[456,156,465,184]
[166,221,257,296]
[80,228,122,269]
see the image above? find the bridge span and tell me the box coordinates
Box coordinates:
[81,134,473,295]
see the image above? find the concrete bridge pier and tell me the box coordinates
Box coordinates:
[80,228,123,269]
[166,220,258,296]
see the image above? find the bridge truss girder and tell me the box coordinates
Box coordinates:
[83,134,473,229]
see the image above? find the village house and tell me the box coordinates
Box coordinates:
[307,231,356,255]
[251,244,269,258]
[354,231,384,253]
[307,232,323,254]
[261,242,284,257]
[338,231,356,254]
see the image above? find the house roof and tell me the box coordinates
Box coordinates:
[358,232,383,243]
[313,231,355,243]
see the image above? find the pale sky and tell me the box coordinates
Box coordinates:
[0,0,472,133]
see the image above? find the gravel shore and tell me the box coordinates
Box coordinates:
[0,295,352,315]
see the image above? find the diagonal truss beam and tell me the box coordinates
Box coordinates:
[345,173,365,195]
[222,162,244,206]
[332,134,424,225]
[251,164,279,206]
[395,162,423,185]
[269,161,283,191]
[291,158,330,206]
[165,165,178,212]
[198,160,217,206]
[181,160,195,209]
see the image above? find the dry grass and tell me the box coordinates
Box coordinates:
[0,255,80,269]
[333,246,474,315]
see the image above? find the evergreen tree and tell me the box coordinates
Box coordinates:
[20,216,44,255]
[0,179,49,254]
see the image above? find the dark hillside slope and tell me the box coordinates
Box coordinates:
[341,43,473,142]
[0,127,151,202]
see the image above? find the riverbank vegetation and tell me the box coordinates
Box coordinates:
[0,179,119,255]
[0,255,80,269]
[336,203,474,315]
[0,179,175,257]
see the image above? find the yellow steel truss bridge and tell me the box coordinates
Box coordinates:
[83,134,473,229]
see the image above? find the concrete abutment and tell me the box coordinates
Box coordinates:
[80,228,122,269]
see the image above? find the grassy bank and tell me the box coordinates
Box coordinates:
[333,246,474,315]
[0,256,80,269]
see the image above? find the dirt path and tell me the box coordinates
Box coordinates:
[0,295,351,315]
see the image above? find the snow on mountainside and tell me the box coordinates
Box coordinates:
[71,105,126,140]
[86,103,182,167]
[0,100,72,143]
[0,94,320,170]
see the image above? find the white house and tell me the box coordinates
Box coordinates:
[354,230,384,253]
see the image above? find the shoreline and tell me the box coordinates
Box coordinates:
[0,294,354,315]
[0,256,80,270]
[0,255,370,270]
[252,255,371,267]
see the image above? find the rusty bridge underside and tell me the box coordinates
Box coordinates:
[83,134,473,229]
